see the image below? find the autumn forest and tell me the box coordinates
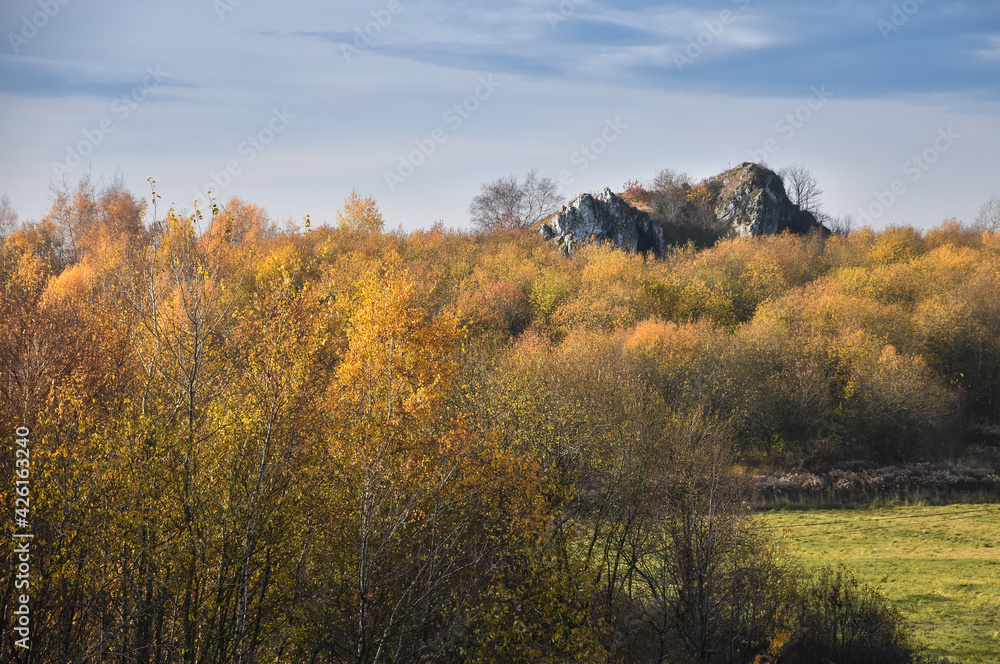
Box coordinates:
[3,177,999,663]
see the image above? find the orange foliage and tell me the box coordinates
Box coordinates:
[622,178,652,204]
[685,179,722,206]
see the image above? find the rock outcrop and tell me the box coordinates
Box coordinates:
[540,163,827,255]
[712,162,825,238]
[539,188,665,256]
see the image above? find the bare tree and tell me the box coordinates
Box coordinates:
[974,194,1000,233]
[649,168,729,243]
[824,213,853,236]
[469,169,563,232]
[630,411,788,664]
[651,168,693,222]
[0,193,18,242]
[779,164,823,214]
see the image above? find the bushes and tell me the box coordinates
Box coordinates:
[623,178,653,205]
[782,565,920,664]
[647,169,729,246]
[838,344,956,461]
[397,221,989,467]
[753,463,1000,506]
[916,260,1000,420]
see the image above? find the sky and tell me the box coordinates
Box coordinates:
[1,0,998,232]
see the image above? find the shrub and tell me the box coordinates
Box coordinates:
[623,178,653,205]
[783,565,920,664]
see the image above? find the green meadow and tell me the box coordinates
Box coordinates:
[761,503,1000,663]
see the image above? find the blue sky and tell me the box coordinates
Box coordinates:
[1,0,997,231]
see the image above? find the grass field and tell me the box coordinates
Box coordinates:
[760,503,1000,663]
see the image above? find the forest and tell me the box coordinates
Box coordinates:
[2,176,999,663]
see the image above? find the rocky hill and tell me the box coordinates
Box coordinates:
[540,162,826,254]
[712,162,824,238]
[540,188,666,256]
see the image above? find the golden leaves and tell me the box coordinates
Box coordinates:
[336,190,384,233]
[335,259,458,423]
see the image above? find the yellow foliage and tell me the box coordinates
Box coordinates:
[206,196,275,248]
[685,179,721,206]
[912,243,981,293]
[40,261,91,306]
[457,280,530,338]
[336,190,384,232]
[623,318,711,377]
[760,277,915,352]
[868,225,924,265]
[467,532,607,663]
[925,217,985,251]
[549,244,655,333]
[529,270,575,323]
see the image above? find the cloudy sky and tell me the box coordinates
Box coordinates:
[1,0,998,231]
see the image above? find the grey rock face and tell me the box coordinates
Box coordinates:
[713,163,824,238]
[540,164,826,256]
[539,188,665,256]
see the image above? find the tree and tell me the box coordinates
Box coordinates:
[973,194,1000,232]
[109,197,255,662]
[651,169,692,223]
[469,169,563,232]
[779,164,823,214]
[826,213,854,236]
[207,196,279,246]
[628,411,790,663]
[0,193,17,241]
[306,258,549,662]
[649,169,728,245]
[337,190,384,232]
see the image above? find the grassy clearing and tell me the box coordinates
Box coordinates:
[760,503,1000,663]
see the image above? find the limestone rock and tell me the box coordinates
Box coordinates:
[540,164,826,256]
[712,162,825,238]
[539,188,665,256]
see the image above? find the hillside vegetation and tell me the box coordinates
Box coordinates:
[2,178,997,662]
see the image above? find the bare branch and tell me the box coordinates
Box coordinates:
[974,194,1000,233]
[469,168,563,232]
[778,164,823,214]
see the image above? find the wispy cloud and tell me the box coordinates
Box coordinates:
[0,54,188,98]
[0,0,997,231]
[274,0,999,100]
[978,34,1000,60]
